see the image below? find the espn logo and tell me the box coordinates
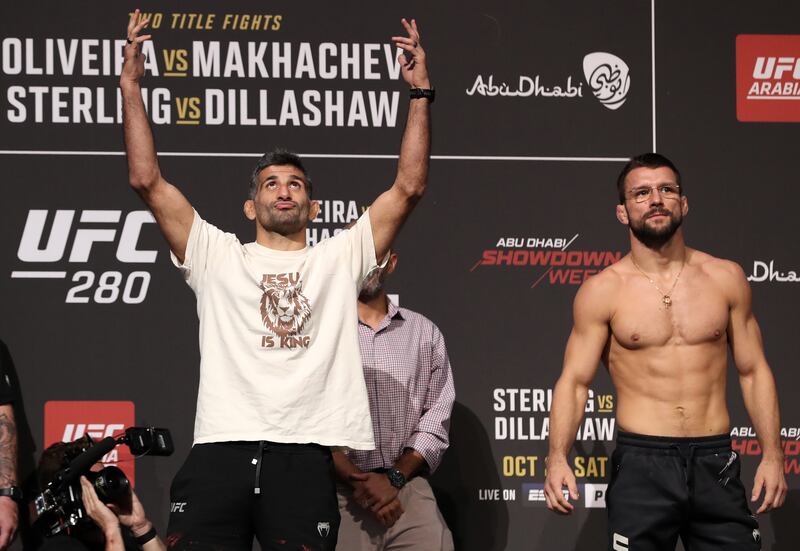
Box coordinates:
[521,483,608,508]
[44,401,136,484]
[522,483,568,507]
[736,35,800,122]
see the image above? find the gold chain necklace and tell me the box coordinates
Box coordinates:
[630,257,686,309]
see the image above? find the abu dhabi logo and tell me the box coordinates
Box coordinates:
[583,52,631,110]
[746,260,800,283]
[470,234,623,288]
[466,51,631,110]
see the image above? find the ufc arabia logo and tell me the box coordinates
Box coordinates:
[752,57,800,79]
[12,209,157,304]
[736,35,800,122]
[62,423,125,442]
[44,401,136,484]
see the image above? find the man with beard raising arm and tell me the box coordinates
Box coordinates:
[544,154,786,551]
[121,9,432,551]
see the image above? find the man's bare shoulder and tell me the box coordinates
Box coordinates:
[691,249,746,279]
[690,249,749,296]
[573,260,625,318]
[584,261,625,293]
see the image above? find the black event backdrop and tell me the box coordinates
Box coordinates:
[1,1,798,550]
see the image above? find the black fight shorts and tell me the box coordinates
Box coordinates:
[166,441,340,551]
[607,432,760,551]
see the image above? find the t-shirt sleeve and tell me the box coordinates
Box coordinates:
[170,210,238,290]
[336,208,383,284]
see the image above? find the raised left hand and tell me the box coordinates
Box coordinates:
[392,18,430,89]
[751,456,787,513]
[80,476,120,535]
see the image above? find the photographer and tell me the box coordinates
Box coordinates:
[79,476,164,551]
[37,439,164,551]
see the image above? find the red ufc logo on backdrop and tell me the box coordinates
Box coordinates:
[736,35,800,122]
[44,401,136,485]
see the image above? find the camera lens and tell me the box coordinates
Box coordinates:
[87,466,130,503]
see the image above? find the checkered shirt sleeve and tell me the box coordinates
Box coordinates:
[349,304,455,473]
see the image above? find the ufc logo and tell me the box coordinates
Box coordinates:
[62,423,125,442]
[613,533,629,551]
[17,209,157,263]
[752,57,800,79]
[170,502,187,513]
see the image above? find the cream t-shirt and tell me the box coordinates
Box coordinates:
[172,210,378,449]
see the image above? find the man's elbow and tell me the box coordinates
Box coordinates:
[395,179,426,202]
[128,171,161,194]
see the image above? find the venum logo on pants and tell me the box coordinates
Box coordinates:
[316,522,330,538]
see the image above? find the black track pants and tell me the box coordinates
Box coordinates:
[607,432,760,551]
[166,441,340,551]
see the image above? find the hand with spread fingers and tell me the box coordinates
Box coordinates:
[80,476,165,551]
[121,8,152,85]
[752,456,788,514]
[391,18,430,90]
[80,476,122,544]
[543,459,578,515]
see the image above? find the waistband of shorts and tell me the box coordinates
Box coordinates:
[198,440,331,454]
[617,431,731,452]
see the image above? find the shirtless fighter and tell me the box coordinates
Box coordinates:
[544,153,786,550]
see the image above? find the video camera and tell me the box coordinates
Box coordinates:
[33,426,174,537]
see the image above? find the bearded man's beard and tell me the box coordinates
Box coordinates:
[258,203,310,235]
[629,208,683,249]
[359,271,384,301]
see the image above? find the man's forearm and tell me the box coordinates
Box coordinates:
[393,449,427,480]
[121,81,162,190]
[393,98,431,199]
[102,528,125,551]
[547,378,589,463]
[741,367,783,460]
[0,406,17,488]
[332,450,363,486]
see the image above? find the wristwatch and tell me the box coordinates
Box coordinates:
[0,486,22,502]
[409,88,435,103]
[386,468,407,489]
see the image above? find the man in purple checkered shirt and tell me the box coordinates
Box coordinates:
[332,251,455,550]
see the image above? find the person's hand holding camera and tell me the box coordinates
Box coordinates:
[79,477,164,551]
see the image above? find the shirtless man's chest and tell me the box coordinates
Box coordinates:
[604,253,737,435]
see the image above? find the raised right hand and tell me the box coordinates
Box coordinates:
[121,9,152,85]
[544,459,579,514]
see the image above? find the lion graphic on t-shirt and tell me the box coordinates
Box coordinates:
[259,280,311,337]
